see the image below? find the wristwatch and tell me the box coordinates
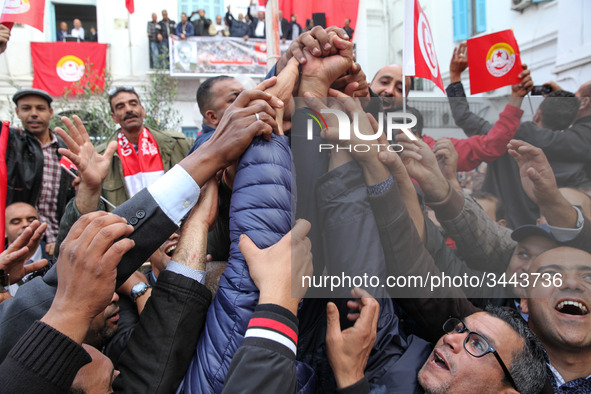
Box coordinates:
[130,282,151,302]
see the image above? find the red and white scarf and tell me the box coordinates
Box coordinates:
[117,128,164,197]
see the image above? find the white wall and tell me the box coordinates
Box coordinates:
[1,0,589,129]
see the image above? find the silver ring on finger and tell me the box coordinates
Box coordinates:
[255,112,260,121]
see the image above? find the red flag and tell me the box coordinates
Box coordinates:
[0,121,10,251]
[403,0,444,93]
[59,156,77,172]
[125,0,134,14]
[277,0,360,34]
[467,30,522,95]
[0,0,45,32]
[30,42,107,96]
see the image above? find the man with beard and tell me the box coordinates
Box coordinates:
[54,86,192,255]
[8,89,76,257]
[369,63,531,172]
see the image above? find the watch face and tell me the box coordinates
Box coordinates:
[131,282,148,297]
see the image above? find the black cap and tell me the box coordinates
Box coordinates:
[12,88,53,105]
[511,223,554,242]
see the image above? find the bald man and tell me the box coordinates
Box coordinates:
[369,64,411,111]
[4,203,51,291]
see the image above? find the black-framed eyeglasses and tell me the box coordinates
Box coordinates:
[443,318,518,392]
[108,85,136,98]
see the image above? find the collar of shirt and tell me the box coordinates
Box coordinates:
[545,352,591,389]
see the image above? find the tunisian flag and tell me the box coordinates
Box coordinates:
[0,0,45,32]
[0,121,9,251]
[403,0,444,93]
[31,42,107,96]
[467,30,522,94]
[125,0,134,14]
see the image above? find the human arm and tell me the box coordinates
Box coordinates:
[275,26,351,75]
[513,120,591,162]
[0,212,134,393]
[366,166,480,343]
[397,133,516,272]
[0,24,10,54]
[508,140,578,229]
[55,115,117,215]
[432,138,462,191]
[325,288,378,393]
[0,221,48,283]
[449,42,468,84]
[225,6,233,27]
[185,21,195,37]
[222,220,313,393]
[445,67,531,171]
[113,179,218,392]
[446,43,492,136]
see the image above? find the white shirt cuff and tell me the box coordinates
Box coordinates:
[548,206,584,242]
[166,261,206,285]
[147,165,200,225]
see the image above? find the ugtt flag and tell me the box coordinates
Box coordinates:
[0,0,45,32]
[403,0,445,93]
[30,42,108,96]
[467,29,522,94]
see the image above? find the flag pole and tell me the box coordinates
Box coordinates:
[0,121,11,251]
[402,0,407,117]
[128,12,133,76]
[266,0,280,72]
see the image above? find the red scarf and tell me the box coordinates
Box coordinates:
[117,128,164,197]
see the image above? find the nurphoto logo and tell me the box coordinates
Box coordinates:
[305,109,418,153]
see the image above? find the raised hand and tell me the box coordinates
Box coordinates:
[41,212,135,344]
[0,221,48,283]
[396,133,450,202]
[326,288,379,389]
[449,42,468,83]
[510,64,533,98]
[55,115,117,214]
[508,139,577,228]
[239,219,313,315]
[299,47,353,97]
[433,138,461,190]
[276,26,351,73]
[171,177,219,272]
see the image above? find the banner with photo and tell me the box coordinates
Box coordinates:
[169,36,289,77]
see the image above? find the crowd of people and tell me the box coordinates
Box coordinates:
[56,19,98,42]
[0,20,591,394]
[147,3,354,69]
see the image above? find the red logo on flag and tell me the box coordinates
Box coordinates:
[0,0,45,32]
[467,30,522,94]
[404,0,444,93]
[31,42,107,96]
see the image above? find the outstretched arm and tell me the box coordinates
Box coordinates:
[223,220,313,393]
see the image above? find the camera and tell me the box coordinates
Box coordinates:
[531,85,552,96]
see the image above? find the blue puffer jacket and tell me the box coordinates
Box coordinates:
[183,135,314,393]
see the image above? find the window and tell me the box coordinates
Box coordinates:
[53,3,97,42]
[453,0,486,42]
[178,0,224,22]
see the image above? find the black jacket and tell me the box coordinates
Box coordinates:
[5,128,74,223]
[446,82,591,227]
[0,188,178,361]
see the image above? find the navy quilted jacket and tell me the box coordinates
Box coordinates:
[183,134,312,392]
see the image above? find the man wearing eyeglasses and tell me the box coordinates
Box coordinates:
[417,310,544,394]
